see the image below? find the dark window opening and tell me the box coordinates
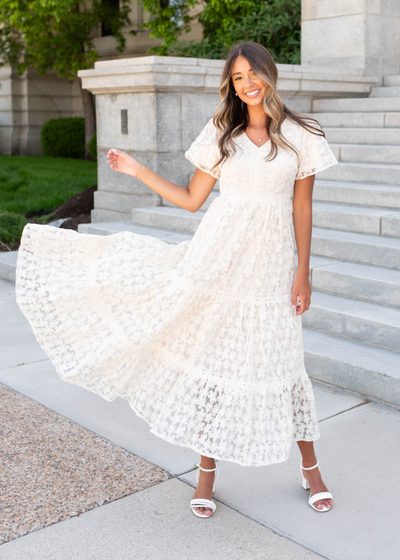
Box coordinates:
[101,0,120,37]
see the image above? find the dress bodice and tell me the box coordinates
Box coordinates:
[185,116,338,203]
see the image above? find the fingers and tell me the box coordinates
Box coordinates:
[107,149,118,160]
[292,294,312,315]
[107,149,120,171]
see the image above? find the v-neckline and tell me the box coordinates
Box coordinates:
[243,131,271,149]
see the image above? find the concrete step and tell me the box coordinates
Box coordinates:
[309,111,400,128]
[383,74,400,87]
[0,250,18,282]
[312,201,400,237]
[303,329,400,407]
[129,207,400,267]
[309,260,400,308]
[165,181,400,212]
[132,206,202,234]
[313,180,400,210]
[315,161,400,186]
[161,190,219,212]
[302,291,400,352]
[325,127,400,146]
[370,86,400,98]
[330,142,400,164]
[93,190,160,216]
[77,221,192,244]
[311,227,400,269]
[133,200,400,238]
[313,97,400,112]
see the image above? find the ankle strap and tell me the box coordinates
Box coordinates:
[301,460,319,470]
[195,462,217,472]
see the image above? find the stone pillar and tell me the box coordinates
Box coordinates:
[78,56,222,222]
[301,0,400,77]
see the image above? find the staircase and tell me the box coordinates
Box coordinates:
[296,77,400,408]
[2,74,400,407]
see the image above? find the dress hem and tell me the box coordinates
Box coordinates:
[60,373,321,468]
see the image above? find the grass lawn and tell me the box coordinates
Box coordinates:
[0,155,97,216]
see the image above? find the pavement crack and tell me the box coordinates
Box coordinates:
[319,399,371,422]
[0,358,50,372]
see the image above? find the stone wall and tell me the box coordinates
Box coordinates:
[0,66,82,156]
[301,0,400,76]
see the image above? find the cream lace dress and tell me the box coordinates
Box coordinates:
[15,116,338,467]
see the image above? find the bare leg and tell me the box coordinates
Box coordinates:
[191,455,217,516]
[297,441,333,510]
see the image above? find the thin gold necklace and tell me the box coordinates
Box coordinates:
[246,127,269,142]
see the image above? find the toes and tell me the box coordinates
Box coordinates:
[314,499,332,510]
[193,506,213,516]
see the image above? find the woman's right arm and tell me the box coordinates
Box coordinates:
[106,148,216,213]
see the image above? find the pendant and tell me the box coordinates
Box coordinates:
[258,138,262,141]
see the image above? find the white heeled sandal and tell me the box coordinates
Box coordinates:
[190,462,219,518]
[300,458,333,512]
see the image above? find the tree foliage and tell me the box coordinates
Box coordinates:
[140,0,199,49]
[0,0,136,80]
[140,0,301,64]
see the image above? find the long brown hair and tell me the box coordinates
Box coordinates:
[210,41,326,176]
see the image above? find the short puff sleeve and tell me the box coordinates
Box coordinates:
[185,118,222,180]
[295,124,338,180]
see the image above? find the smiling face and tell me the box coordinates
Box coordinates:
[231,55,267,106]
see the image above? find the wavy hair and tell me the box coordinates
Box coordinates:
[210,41,326,176]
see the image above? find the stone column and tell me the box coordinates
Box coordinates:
[301,0,400,77]
[78,57,222,222]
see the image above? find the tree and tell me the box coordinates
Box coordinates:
[0,0,136,157]
[140,0,199,52]
[140,0,301,64]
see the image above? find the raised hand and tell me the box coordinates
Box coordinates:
[106,148,142,177]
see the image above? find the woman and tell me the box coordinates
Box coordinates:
[16,41,337,520]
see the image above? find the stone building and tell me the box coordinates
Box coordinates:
[0,0,204,155]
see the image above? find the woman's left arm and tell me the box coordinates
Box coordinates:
[291,174,315,315]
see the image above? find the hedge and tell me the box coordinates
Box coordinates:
[41,117,85,158]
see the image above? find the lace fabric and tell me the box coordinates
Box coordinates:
[295,121,338,180]
[185,118,222,179]
[15,115,338,467]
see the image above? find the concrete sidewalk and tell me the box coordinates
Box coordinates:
[1,278,399,560]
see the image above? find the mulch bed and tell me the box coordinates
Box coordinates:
[1,185,97,252]
[27,185,97,230]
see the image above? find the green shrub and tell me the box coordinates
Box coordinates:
[41,117,85,159]
[0,210,27,246]
[89,132,97,161]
